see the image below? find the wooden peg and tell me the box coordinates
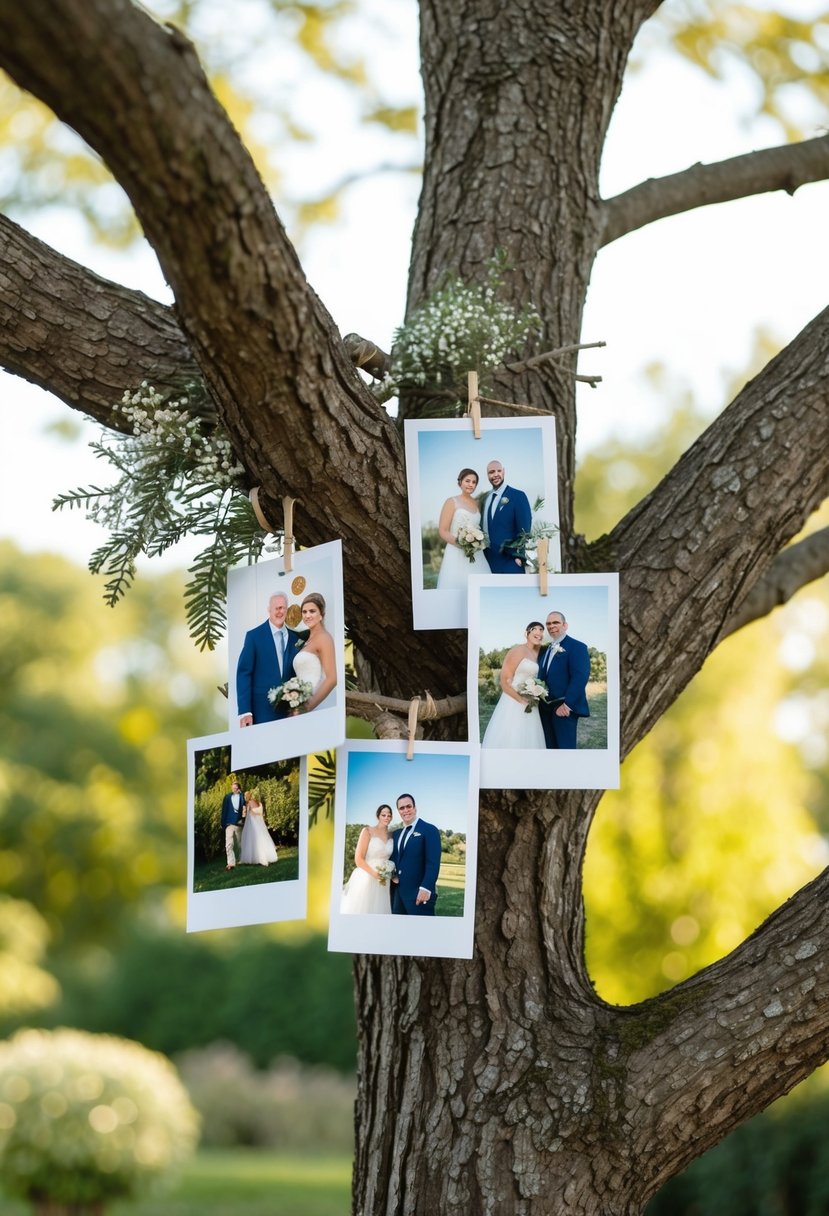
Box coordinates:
[467,370,481,439]
[406,696,421,760]
[537,537,549,596]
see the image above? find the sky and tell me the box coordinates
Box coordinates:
[1,0,827,577]
[476,583,611,655]
[344,748,471,833]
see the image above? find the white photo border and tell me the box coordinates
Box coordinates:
[404,417,561,630]
[328,739,480,959]
[186,732,309,932]
[468,573,620,790]
[227,540,345,769]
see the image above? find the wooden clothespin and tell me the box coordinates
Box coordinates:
[406,696,421,760]
[537,537,549,596]
[282,496,298,572]
[466,370,481,439]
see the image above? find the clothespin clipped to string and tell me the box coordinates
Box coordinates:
[406,696,421,761]
[466,370,481,439]
[282,496,298,573]
[537,537,549,596]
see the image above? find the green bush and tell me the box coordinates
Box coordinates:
[0,1028,198,1210]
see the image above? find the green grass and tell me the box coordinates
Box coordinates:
[436,883,464,917]
[194,847,299,892]
[2,1151,352,1216]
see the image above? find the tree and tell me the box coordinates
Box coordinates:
[0,3,827,1214]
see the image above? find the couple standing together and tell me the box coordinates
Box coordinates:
[436,459,531,588]
[483,611,591,751]
[220,781,278,869]
[236,591,336,726]
[341,794,441,917]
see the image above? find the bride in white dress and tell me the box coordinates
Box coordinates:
[240,789,279,866]
[482,622,547,750]
[291,593,337,713]
[436,468,489,589]
[340,805,394,915]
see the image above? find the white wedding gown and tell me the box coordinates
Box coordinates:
[293,648,323,691]
[482,657,547,750]
[340,835,393,915]
[436,501,490,589]
[240,808,279,866]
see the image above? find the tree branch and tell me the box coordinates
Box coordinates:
[624,867,829,1205]
[719,526,829,640]
[601,134,829,246]
[607,305,829,755]
[0,213,203,429]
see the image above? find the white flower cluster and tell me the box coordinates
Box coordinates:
[0,1027,199,1205]
[115,382,245,490]
[268,676,315,710]
[384,261,541,398]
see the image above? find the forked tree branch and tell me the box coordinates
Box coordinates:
[601,134,829,246]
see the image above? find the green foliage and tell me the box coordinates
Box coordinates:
[0,897,59,1019]
[40,929,357,1074]
[54,384,266,650]
[0,1027,198,1206]
[308,751,336,826]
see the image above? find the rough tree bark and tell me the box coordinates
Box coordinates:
[0,1,827,1214]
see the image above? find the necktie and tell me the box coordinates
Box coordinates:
[489,493,497,527]
[275,629,285,669]
[401,827,412,851]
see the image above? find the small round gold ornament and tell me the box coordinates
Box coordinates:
[286,604,303,628]
[291,576,306,596]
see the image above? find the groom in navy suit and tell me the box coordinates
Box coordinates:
[391,793,441,916]
[236,592,301,726]
[482,460,532,574]
[220,780,246,870]
[538,611,591,750]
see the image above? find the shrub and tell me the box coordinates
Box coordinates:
[0,1028,198,1211]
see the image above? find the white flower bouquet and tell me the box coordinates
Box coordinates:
[455,522,486,562]
[375,859,397,886]
[515,676,550,714]
[267,676,314,712]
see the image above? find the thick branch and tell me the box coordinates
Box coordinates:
[601,135,829,246]
[624,867,829,1205]
[0,0,455,695]
[607,305,829,754]
[0,214,202,429]
[719,526,829,639]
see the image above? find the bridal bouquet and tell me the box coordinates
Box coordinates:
[515,676,550,714]
[375,859,396,886]
[267,676,314,711]
[455,522,486,562]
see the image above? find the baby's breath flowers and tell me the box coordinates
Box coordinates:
[54,383,265,650]
[0,1028,198,1211]
[374,255,541,407]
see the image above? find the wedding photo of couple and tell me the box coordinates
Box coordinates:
[470,576,621,790]
[328,742,479,959]
[404,417,561,629]
[227,542,345,767]
[187,734,309,932]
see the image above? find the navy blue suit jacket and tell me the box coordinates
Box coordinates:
[236,622,300,724]
[391,820,441,916]
[538,635,591,749]
[221,792,246,829]
[483,485,532,574]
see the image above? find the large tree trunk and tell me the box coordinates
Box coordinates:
[0,1,827,1213]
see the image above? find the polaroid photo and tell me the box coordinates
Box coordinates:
[469,573,620,790]
[328,740,479,959]
[227,540,345,768]
[186,732,308,932]
[404,417,561,630]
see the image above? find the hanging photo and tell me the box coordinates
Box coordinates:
[186,733,308,931]
[227,540,345,768]
[328,740,479,959]
[469,573,620,789]
[404,417,561,630]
